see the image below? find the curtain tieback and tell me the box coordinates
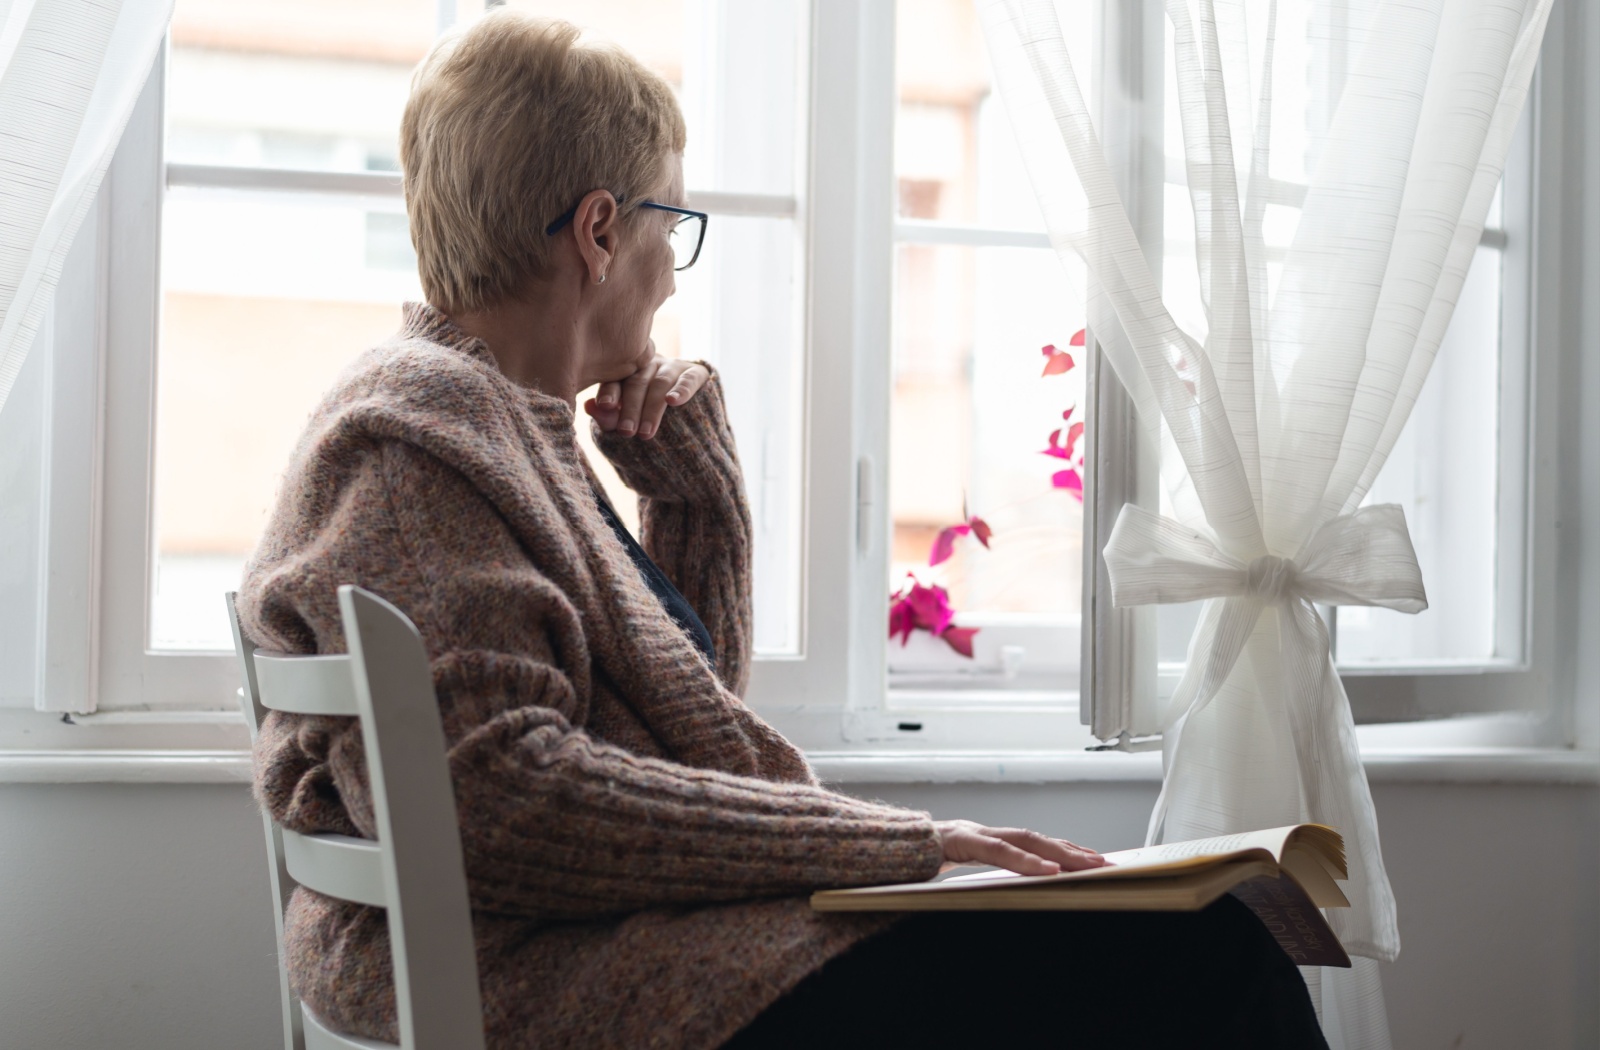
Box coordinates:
[1103,502,1428,617]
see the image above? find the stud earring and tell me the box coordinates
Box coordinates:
[597,273,607,284]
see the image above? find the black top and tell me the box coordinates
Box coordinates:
[593,493,717,671]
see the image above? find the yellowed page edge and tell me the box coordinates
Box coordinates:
[813,861,1276,913]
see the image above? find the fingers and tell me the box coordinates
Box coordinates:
[989,827,1107,872]
[636,369,678,439]
[583,397,620,430]
[613,361,656,437]
[663,363,709,407]
[935,820,1106,878]
[975,837,1063,876]
[598,359,710,439]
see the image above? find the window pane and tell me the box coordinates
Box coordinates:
[895,0,1089,228]
[1334,245,1503,665]
[889,243,1085,620]
[501,0,800,196]
[890,0,1089,681]
[153,195,425,649]
[167,0,445,174]
[169,0,800,195]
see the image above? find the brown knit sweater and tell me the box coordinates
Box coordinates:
[237,303,943,1050]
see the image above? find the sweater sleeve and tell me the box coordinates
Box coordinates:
[591,369,754,697]
[243,437,943,921]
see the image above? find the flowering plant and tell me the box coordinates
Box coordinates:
[1040,329,1086,499]
[888,575,980,657]
[887,328,1087,658]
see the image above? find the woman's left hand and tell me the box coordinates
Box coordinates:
[585,347,711,440]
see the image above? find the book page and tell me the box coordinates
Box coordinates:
[1107,826,1303,866]
[942,825,1308,888]
[1281,844,1350,908]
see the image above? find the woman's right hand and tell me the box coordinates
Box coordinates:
[934,820,1109,876]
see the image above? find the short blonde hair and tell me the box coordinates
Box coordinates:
[400,11,686,312]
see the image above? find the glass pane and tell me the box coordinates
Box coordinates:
[153,194,425,649]
[1334,245,1503,665]
[895,0,1090,228]
[500,0,799,195]
[167,0,446,174]
[168,0,799,195]
[500,0,684,83]
[890,0,1089,681]
[889,243,1085,621]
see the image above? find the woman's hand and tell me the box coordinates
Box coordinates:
[584,346,711,440]
[934,820,1109,876]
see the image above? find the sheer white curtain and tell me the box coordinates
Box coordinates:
[0,0,173,412]
[978,0,1551,1046]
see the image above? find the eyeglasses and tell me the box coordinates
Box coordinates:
[544,197,709,272]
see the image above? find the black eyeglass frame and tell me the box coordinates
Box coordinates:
[544,197,710,272]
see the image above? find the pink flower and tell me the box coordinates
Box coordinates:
[1040,343,1076,377]
[1052,468,1084,500]
[1064,420,1084,457]
[888,575,981,658]
[1041,418,1084,461]
[929,515,994,566]
[941,626,979,658]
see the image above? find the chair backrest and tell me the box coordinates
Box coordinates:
[227,587,485,1050]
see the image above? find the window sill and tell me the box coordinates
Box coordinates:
[0,706,1588,786]
[0,745,1593,787]
[810,747,1600,786]
[0,749,252,784]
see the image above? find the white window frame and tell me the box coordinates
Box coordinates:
[58,9,819,734]
[1114,4,1550,747]
[1105,6,1559,745]
[787,0,1571,753]
[1138,53,1542,732]
[9,0,1591,762]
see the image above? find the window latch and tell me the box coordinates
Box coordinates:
[855,455,873,555]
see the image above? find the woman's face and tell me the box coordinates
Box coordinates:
[591,152,683,380]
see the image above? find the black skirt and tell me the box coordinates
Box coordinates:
[722,894,1331,1050]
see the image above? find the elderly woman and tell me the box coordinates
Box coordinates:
[237,11,1328,1050]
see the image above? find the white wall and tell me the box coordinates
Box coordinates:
[0,784,282,1050]
[0,778,1593,1050]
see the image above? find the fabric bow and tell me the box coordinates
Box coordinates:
[1105,502,1428,708]
[1102,501,1426,962]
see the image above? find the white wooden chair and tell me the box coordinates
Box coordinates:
[226,586,486,1050]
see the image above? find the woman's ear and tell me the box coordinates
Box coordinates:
[571,189,620,285]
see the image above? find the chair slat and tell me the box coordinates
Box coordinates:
[341,585,485,1050]
[282,830,387,908]
[302,1007,396,1050]
[255,652,359,716]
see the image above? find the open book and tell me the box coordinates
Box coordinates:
[812,824,1352,967]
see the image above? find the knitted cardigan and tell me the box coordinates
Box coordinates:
[237,303,944,1050]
